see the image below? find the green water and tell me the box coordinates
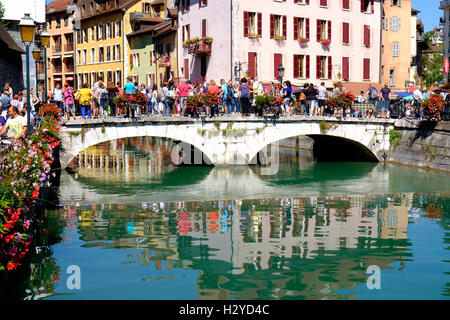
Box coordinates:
[15,138,450,300]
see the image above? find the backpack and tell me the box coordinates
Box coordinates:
[227,85,234,99]
[241,84,248,97]
[299,92,306,101]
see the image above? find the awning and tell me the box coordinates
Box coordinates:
[54,78,62,81]
[66,77,74,81]
[394,92,413,97]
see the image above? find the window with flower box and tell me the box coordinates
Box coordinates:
[294,17,310,43]
[270,14,287,40]
[244,12,262,38]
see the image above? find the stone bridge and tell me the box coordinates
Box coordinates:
[58,116,398,169]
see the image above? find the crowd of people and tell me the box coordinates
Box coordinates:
[1,77,449,140]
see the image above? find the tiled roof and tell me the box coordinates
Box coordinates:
[46,0,73,14]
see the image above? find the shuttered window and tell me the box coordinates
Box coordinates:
[248,52,257,79]
[343,0,350,10]
[363,58,370,80]
[343,22,350,44]
[274,53,282,79]
[342,57,349,81]
[364,25,370,47]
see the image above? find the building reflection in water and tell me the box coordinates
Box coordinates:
[42,192,439,300]
[75,137,176,183]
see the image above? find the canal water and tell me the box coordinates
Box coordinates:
[15,137,450,300]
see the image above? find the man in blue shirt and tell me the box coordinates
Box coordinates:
[124,77,135,94]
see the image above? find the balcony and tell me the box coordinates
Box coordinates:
[53,46,62,53]
[65,44,74,52]
[130,11,163,21]
[65,64,74,73]
[158,56,171,67]
[53,66,62,73]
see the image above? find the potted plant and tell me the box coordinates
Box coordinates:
[298,37,309,44]
[320,38,331,45]
[422,94,445,121]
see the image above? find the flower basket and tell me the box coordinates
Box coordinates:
[202,93,219,106]
[320,39,331,45]
[298,37,309,44]
[326,92,355,110]
[421,94,445,120]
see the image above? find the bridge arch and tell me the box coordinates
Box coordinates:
[60,124,214,169]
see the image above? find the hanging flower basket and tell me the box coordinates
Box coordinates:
[320,39,331,45]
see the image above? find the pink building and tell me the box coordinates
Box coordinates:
[178,0,382,88]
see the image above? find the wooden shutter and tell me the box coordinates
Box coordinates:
[248,52,256,78]
[283,15,287,39]
[294,17,298,40]
[270,15,274,39]
[316,56,321,79]
[363,58,370,80]
[320,0,327,6]
[317,20,321,41]
[371,0,374,14]
[202,19,207,38]
[274,53,282,79]
[361,0,365,12]
[293,55,299,78]
[258,13,262,36]
[184,58,189,80]
[182,26,185,43]
[244,11,249,37]
[328,56,332,79]
[306,18,310,40]
[343,22,349,44]
[137,53,140,66]
[187,24,190,39]
[130,54,133,68]
[306,55,310,78]
[187,0,190,11]
[328,21,331,41]
[306,0,309,4]
[343,0,350,10]
[364,25,370,46]
[342,57,349,81]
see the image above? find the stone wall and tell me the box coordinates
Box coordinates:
[386,120,450,172]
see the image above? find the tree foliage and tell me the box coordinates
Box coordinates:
[0,1,9,29]
[422,52,443,89]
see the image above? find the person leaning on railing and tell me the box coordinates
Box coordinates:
[0,105,27,140]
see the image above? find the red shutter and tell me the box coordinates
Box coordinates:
[328,21,331,41]
[184,58,189,80]
[328,56,332,79]
[363,58,370,80]
[187,0,190,11]
[182,26,185,43]
[270,15,274,39]
[361,0,365,12]
[258,12,262,36]
[294,17,298,40]
[306,55,310,78]
[365,25,370,46]
[306,18,310,40]
[343,22,349,44]
[320,0,327,6]
[371,0,374,14]
[342,57,349,81]
[317,20,321,42]
[202,19,207,38]
[274,53,282,79]
[316,56,321,79]
[293,55,299,78]
[187,24,190,39]
[248,52,256,78]
[244,11,249,37]
[306,0,309,4]
[294,0,298,3]
[130,54,133,68]
[283,15,287,39]
[343,0,350,10]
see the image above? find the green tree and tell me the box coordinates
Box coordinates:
[422,52,444,89]
[0,1,9,29]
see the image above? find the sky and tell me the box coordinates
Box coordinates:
[44,0,442,32]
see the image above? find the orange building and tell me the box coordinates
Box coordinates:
[46,0,77,90]
[381,0,412,91]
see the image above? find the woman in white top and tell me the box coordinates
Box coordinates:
[151,84,160,115]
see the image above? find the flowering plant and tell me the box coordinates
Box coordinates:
[113,95,129,109]
[298,37,309,44]
[0,103,61,271]
[293,100,303,114]
[422,94,445,120]
[320,38,331,45]
[327,92,355,110]
[202,93,220,106]
[128,92,147,109]
[186,94,204,111]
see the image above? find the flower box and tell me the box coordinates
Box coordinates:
[197,38,212,55]
[298,37,309,44]
[320,39,331,45]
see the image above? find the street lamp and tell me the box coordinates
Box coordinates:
[278,64,285,86]
[39,26,50,103]
[32,47,41,95]
[18,13,36,135]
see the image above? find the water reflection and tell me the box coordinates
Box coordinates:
[20,192,449,300]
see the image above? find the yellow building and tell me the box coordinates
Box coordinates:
[382,0,412,90]
[74,0,145,89]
